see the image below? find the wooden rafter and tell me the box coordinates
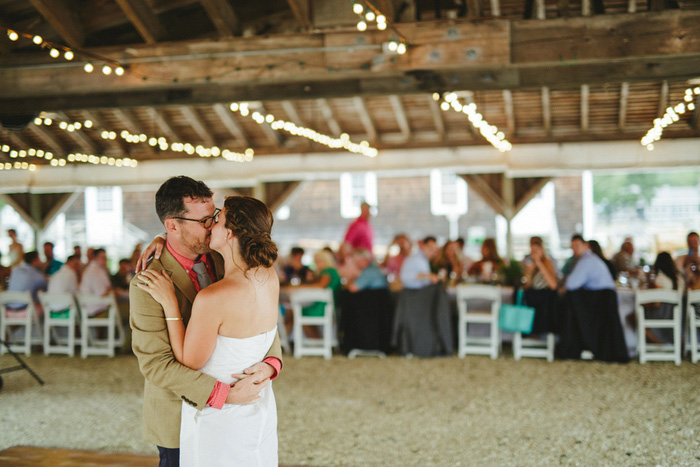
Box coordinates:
[114,0,165,44]
[212,103,250,147]
[582,0,591,16]
[317,99,342,137]
[535,0,546,19]
[658,80,669,117]
[354,97,378,142]
[27,124,67,155]
[427,95,446,141]
[502,90,515,137]
[281,101,304,127]
[28,0,85,48]
[148,108,183,142]
[514,177,552,214]
[82,110,128,154]
[628,0,637,13]
[462,92,477,139]
[541,87,551,135]
[285,0,311,30]
[250,103,283,146]
[581,84,590,133]
[54,111,101,154]
[388,95,411,141]
[179,106,215,147]
[373,0,396,22]
[490,0,501,16]
[558,0,570,17]
[618,82,629,131]
[199,0,241,37]
[112,108,143,134]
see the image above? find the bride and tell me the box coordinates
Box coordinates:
[137,196,280,466]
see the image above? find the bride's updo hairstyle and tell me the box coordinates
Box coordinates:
[224,196,278,271]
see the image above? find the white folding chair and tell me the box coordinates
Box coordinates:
[38,291,78,357]
[513,332,555,362]
[635,289,683,365]
[687,290,700,364]
[290,288,335,360]
[0,291,41,356]
[76,293,123,358]
[455,285,501,359]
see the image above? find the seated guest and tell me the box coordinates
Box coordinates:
[588,240,617,281]
[79,248,113,316]
[336,242,361,282]
[48,254,81,296]
[281,246,313,285]
[561,234,584,278]
[675,231,700,290]
[381,234,412,278]
[7,250,48,316]
[612,239,635,275]
[111,258,134,294]
[431,240,463,281]
[467,238,504,282]
[522,238,558,291]
[653,252,684,291]
[400,236,440,289]
[565,237,615,291]
[0,252,10,290]
[43,242,63,276]
[454,237,474,273]
[347,248,388,292]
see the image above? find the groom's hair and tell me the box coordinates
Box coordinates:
[156,176,213,224]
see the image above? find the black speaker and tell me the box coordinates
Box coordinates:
[0,114,38,131]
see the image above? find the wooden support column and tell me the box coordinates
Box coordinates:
[502,176,515,259]
[618,82,629,131]
[581,84,590,133]
[541,87,551,136]
[427,96,446,141]
[503,90,515,137]
[199,0,241,37]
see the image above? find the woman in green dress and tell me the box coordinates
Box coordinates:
[302,250,342,317]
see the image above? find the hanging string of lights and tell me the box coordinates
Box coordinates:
[229,102,379,158]
[351,1,408,55]
[434,92,512,152]
[0,143,137,169]
[641,86,699,151]
[1,26,126,76]
[33,115,255,163]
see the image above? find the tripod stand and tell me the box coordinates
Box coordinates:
[0,338,44,391]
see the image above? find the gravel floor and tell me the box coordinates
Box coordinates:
[0,352,698,466]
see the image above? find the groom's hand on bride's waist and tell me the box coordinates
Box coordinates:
[225,375,270,405]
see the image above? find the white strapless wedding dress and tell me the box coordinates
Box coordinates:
[180,327,278,467]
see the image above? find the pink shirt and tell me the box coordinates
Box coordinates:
[165,242,281,409]
[344,216,373,251]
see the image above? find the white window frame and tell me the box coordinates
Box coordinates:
[430,169,468,216]
[340,172,378,219]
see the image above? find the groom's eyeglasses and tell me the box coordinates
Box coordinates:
[172,208,221,229]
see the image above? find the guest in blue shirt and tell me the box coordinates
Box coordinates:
[43,242,63,276]
[565,237,615,291]
[7,250,48,313]
[400,236,440,289]
[347,248,388,291]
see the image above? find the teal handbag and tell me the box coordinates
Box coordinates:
[498,289,535,333]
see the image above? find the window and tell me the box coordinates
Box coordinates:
[430,170,468,216]
[340,172,378,219]
[276,205,290,220]
[96,187,114,212]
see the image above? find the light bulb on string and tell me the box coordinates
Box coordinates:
[7,30,18,41]
[32,35,42,45]
[102,65,112,75]
[387,41,398,52]
[353,2,364,14]
[357,21,367,31]
[377,21,387,30]
[64,50,74,60]
[84,62,94,73]
[115,66,125,76]
[366,11,376,21]
[49,48,60,58]
[397,43,407,54]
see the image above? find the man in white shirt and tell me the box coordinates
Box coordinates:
[400,236,440,289]
[79,248,113,316]
[48,254,81,296]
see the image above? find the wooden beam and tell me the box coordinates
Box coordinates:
[427,95,446,141]
[628,0,637,13]
[372,0,396,22]
[212,103,250,147]
[265,180,302,212]
[250,103,284,146]
[280,100,304,127]
[82,110,128,154]
[466,0,482,17]
[514,177,552,214]
[112,108,143,134]
[459,174,508,217]
[581,84,590,133]
[199,0,241,37]
[658,80,669,117]
[148,108,183,142]
[285,0,311,30]
[179,106,215,146]
[3,11,700,111]
[558,0,570,17]
[317,99,342,137]
[28,0,85,48]
[354,97,378,142]
[114,0,165,44]
[503,90,515,137]
[618,82,629,131]
[27,124,67,154]
[54,111,101,154]
[541,87,551,135]
[388,95,411,141]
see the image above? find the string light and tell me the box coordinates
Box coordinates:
[641,85,700,150]
[436,92,512,152]
[351,1,408,55]
[352,2,364,14]
[231,102,379,158]
[0,26,126,77]
[357,21,367,32]
[0,143,137,169]
[0,162,38,171]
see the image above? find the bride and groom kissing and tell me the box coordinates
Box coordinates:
[129,176,284,466]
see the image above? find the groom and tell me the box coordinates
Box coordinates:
[129,176,283,467]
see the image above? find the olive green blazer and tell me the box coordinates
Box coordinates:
[129,248,283,448]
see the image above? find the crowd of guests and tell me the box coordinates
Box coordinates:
[0,232,145,353]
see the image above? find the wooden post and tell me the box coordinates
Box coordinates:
[502,176,515,259]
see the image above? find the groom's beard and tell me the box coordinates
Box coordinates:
[181,229,212,255]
